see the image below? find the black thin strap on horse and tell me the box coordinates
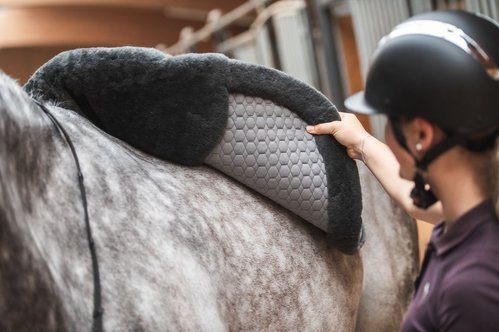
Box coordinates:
[33,100,104,332]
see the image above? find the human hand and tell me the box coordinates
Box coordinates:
[306,112,371,161]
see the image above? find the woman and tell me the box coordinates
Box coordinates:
[307,10,499,331]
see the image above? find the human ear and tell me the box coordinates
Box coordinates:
[405,117,435,159]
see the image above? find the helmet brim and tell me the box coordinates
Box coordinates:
[344,91,381,115]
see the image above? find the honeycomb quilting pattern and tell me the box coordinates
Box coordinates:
[205,93,329,231]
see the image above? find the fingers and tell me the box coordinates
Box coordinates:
[306,121,341,135]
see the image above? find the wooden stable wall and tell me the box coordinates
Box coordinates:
[335,13,371,133]
[417,220,434,262]
[0,0,250,83]
[0,47,69,83]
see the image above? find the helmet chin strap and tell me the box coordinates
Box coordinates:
[390,120,466,209]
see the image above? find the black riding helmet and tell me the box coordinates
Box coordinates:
[345,10,499,208]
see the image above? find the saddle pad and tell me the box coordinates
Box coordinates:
[206,94,328,230]
[24,47,364,254]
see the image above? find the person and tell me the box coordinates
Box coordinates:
[307,10,499,332]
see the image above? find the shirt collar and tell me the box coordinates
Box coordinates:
[430,199,496,256]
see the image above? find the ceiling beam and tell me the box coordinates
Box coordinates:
[0,0,248,13]
[0,7,207,49]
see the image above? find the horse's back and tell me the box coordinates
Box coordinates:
[52,108,364,331]
[1,77,416,331]
[73,111,416,331]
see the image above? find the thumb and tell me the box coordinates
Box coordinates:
[306,121,341,135]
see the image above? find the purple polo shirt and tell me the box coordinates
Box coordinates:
[401,200,499,332]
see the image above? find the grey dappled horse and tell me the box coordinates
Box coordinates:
[0,49,418,331]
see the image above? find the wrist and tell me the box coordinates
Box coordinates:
[358,134,373,164]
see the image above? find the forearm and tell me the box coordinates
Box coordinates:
[361,136,442,224]
[305,114,442,223]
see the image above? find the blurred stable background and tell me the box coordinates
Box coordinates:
[1,0,498,260]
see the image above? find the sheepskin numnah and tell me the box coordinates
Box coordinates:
[23,47,363,254]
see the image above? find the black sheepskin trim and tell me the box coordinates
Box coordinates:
[226,60,363,254]
[24,47,229,166]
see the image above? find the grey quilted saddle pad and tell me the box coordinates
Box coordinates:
[206,94,329,229]
[25,47,364,254]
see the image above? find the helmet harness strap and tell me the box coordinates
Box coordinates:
[390,119,466,209]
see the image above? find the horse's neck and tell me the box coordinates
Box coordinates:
[0,76,78,329]
[0,75,80,264]
[0,83,60,207]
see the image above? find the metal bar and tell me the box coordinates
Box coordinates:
[265,15,282,69]
[311,0,346,105]
[491,0,499,20]
[482,0,492,14]
[166,0,271,54]
[304,0,324,91]
[217,30,255,53]
[406,0,414,15]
